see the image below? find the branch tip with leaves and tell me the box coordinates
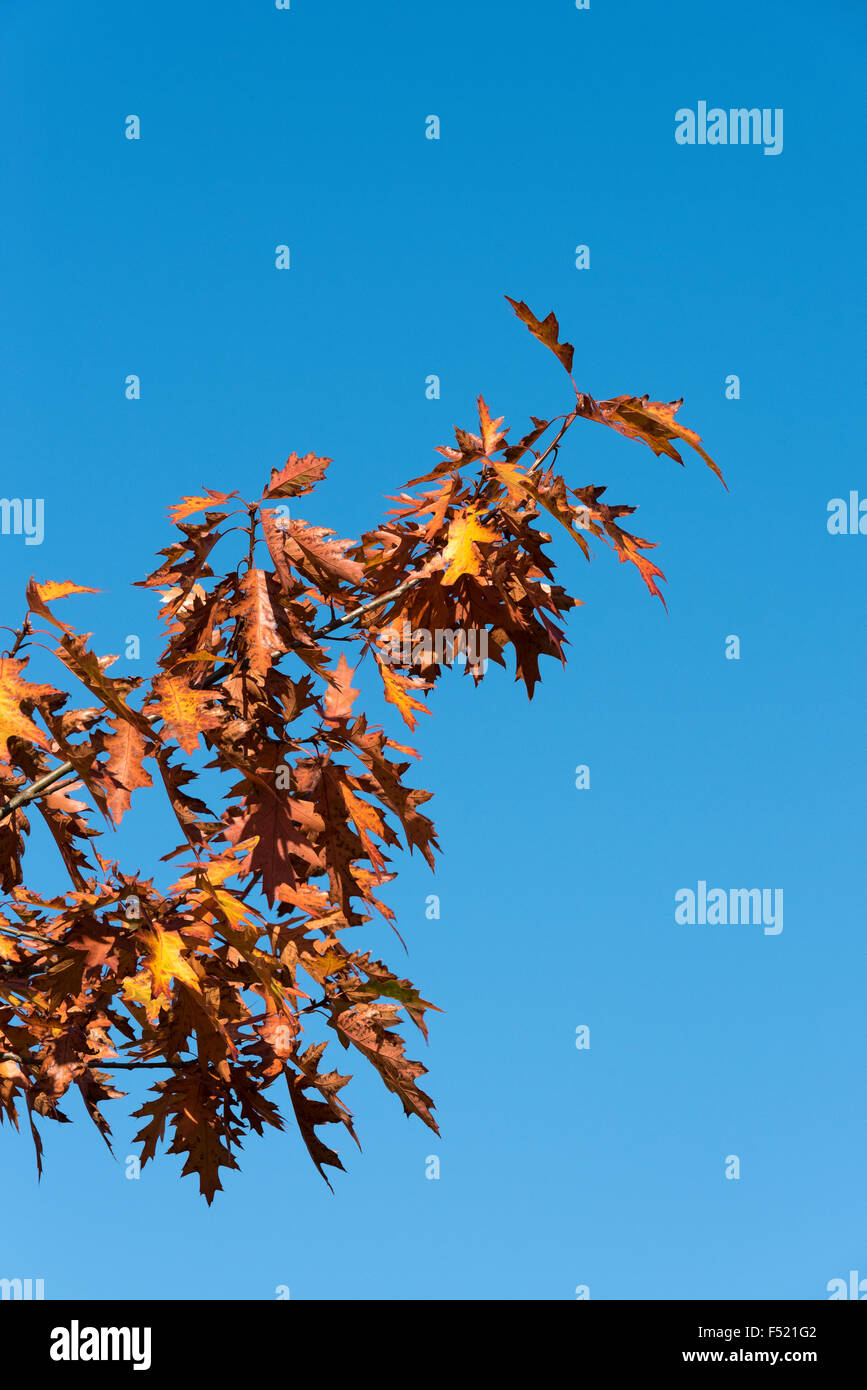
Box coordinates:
[0,297,722,1200]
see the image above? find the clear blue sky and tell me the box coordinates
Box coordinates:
[0,0,864,1300]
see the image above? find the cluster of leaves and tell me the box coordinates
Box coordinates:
[0,299,722,1200]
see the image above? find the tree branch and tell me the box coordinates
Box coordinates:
[0,563,429,828]
[0,1049,304,1073]
[0,760,73,822]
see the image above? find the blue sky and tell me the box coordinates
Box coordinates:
[0,0,864,1299]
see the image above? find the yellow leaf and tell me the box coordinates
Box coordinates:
[122,926,201,1022]
[490,460,531,508]
[145,928,200,996]
[213,888,260,933]
[121,971,161,1023]
[440,509,499,585]
[302,947,345,982]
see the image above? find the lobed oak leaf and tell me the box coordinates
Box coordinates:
[323,653,360,725]
[26,578,100,632]
[153,747,222,848]
[172,650,222,665]
[404,419,492,488]
[490,458,533,509]
[233,568,288,680]
[262,452,331,499]
[573,485,668,602]
[75,1069,125,1150]
[403,454,467,488]
[279,519,365,589]
[101,718,154,825]
[440,508,500,585]
[150,674,223,754]
[301,944,347,983]
[373,653,430,733]
[167,490,238,525]
[54,635,148,734]
[521,475,591,559]
[170,843,259,895]
[135,519,226,592]
[506,295,575,376]
[122,925,201,1023]
[133,1073,240,1203]
[352,959,441,1040]
[285,1062,351,1188]
[0,659,57,764]
[477,395,507,456]
[31,581,98,603]
[579,394,725,485]
[502,416,551,464]
[338,782,390,872]
[331,1002,438,1133]
[222,794,323,906]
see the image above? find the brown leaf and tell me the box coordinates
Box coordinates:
[332,1002,438,1133]
[54,635,148,733]
[578,394,726,485]
[223,792,323,906]
[506,296,575,375]
[101,718,154,825]
[477,396,507,456]
[262,452,331,500]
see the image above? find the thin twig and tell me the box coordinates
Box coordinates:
[0,1049,297,1073]
[0,922,60,945]
[90,1061,192,1070]
[0,760,73,822]
[314,573,427,635]
[531,408,580,474]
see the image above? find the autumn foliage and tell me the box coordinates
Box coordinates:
[0,299,722,1200]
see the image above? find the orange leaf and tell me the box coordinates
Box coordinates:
[26,577,99,632]
[32,579,98,602]
[302,946,347,983]
[0,658,57,763]
[323,653,360,724]
[167,490,236,524]
[374,654,430,732]
[102,717,154,824]
[477,396,507,456]
[150,674,222,754]
[234,568,287,679]
[148,930,194,994]
[520,477,591,559]
[339,783,387,870]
